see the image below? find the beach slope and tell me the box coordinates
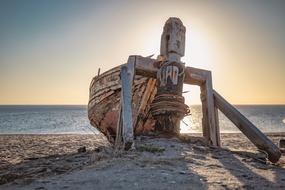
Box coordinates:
[1,133,285,189]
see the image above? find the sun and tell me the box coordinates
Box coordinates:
[184,27,213,70]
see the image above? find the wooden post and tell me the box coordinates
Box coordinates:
[97,68,101,76]
[214,104,220,145]
[204,72,220,146]
[151,17,189,134]
[213,90,281,163]
[200,85,210,143]
[115,57,135,150]
[184,67,220,146]
[198,71,220,146]
[124,57,135,148]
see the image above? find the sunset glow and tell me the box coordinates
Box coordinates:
[0,0,285,105]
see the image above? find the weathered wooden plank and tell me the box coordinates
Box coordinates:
[90,75,146,99]
[200,84,210,144]
[115,105,122,147]
[133,55,210,86]
[199,71,220,146]
[134,55,157,78]
[91,82,120,95]
[133,78,157,128]
[205,72,220,146]
[133,77,148,85]
[184,67,207,86]
[214,103,221,146]
[135,57,212,86]
[90,66,121,87]
[136,63,210,86]
[138,79,156,114]
[120,57,136,150]
[184,67,220,146]
[213,90,281,163]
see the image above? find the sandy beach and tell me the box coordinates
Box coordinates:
[0,133,285,189]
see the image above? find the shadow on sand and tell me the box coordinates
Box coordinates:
[1,135,285,189]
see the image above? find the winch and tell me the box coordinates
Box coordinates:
[150,18,190,134]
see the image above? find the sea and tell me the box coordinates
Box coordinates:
[0,105,285,134]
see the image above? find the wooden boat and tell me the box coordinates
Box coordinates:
[88,66,157,143]
[87,17,281,163]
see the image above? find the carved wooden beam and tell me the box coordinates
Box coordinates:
[134,55,208,86]
[160,17,185,62]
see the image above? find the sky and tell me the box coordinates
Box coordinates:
[0,0,285,105]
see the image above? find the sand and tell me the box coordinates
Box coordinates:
[0,133,285,189]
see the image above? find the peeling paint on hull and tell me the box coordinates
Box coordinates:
[88,66,157,143]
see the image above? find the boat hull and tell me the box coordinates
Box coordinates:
[88,66,157,143]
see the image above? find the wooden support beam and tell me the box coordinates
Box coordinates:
[115,57,135,150]
[205,72,220,146]
[199,71,220,146]
[124,57,135,147]
[184,67,220,146]
[134,57,210,86]
[213,90,281,163]
[214,103,220,146]
[134,58,222,146]
[134,55,157,78]
[200,86,210,143]
[184,67,207,86]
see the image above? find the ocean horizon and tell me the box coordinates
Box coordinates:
[0,105,285,134]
